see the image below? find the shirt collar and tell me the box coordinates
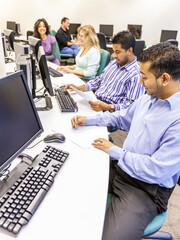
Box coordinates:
[150,91,180,110]
[116,57,137,71]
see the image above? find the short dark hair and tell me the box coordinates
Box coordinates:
[112,31,135,51]
[61,17,69,24]
[33,18,50,39]
[138,42,180,80]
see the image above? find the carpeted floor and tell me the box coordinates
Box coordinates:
[109,130,180,240]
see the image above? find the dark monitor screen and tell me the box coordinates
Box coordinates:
[7,21,16,32]
[160,30,178,42]
[0,71,43,174]
[4,29,15,51]
[127,24,142,38]
[69,23,81,35]
[99,24,114,37]
[28,36,54,97]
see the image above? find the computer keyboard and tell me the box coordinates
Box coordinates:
[48,66,63,77]
[0,145,69,234]
[55,86,78,112]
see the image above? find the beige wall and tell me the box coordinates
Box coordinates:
[0,0,179,47]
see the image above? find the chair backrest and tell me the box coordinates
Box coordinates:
[96,49,110,76]
[97,32,107,50]
[26,30,33,40]
[165,39,178,47]
[50,29,56,37]
[54,41,61,63]
[134,40,145,58]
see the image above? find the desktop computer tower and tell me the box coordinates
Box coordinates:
[16,55,32,93]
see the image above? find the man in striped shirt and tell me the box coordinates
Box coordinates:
[65,31,145,112]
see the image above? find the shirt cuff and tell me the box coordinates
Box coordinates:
[86,116,99,126]
[85,83,91,91]
[115,104,120,111]
[108,145,125,160]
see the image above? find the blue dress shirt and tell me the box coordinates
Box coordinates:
[86,92,180,188]
[85,59,145,110]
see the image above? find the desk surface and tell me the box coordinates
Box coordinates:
[1,62,109,240]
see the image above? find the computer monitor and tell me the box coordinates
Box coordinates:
[4,29,15,51]
[69,23,81,35]
[0,70,43,175]
[127,24,142,38]
[0,34,6,78]
[160,30,178,42]
[7,21,16,33]
[14,41,30,60]
[28,36,54,97]
[99,24,114,37]
[1,34,7,57]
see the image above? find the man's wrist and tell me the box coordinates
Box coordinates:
[109,104,115,112]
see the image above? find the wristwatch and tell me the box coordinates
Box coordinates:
[109,104,115,112]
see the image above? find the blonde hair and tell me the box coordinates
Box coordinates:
[77,25,100,50]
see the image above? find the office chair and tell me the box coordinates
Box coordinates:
[50,30,75,65]
[96,49,110,76]
[106,178,180,240]
[53,41,61,63]
[134,40,145,58]
[165,39,178,47]
[26,30,33,40]
[50,29,56,37]
[97,32,107,50]
[80,49,110,81]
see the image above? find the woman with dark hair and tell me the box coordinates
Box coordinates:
[33,18,60,65]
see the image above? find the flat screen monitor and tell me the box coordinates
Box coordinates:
[69,23,81,35]
[160,30,178,42]
[99,24,114,37]
[4,29,15,51]
[28,36,54,97]
[127,24,142,38]
[0,70,43,175]
[7,21,16,33]
[1,35,7,57]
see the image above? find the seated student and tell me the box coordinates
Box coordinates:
[71,42,180,240]
[65,31,145,112]
[128,24,146,48]
[57,25,101,79]
[33,18,60,65]
[56,17,79,57]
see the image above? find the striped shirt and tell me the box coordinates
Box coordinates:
[85,58,145,110]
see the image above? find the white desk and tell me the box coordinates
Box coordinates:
[0,62,109,240]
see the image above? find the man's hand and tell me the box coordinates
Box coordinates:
[92,138,115,153]
[71,115,87,128]
[89,101,111,112]
[64,84,85,92]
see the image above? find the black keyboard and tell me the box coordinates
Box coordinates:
[48,66,63,77]
[55,86,78,112]
[0,145,69,234]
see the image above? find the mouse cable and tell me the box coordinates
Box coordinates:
[26,139,44,149]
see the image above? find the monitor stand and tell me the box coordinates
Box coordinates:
[35,94,53,111]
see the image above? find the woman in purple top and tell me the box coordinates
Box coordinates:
[33,18,60,65]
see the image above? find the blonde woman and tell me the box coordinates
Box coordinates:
[57,25,100,79]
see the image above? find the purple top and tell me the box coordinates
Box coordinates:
[41,35,60,65]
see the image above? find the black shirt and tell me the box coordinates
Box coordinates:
[56,27,71,51]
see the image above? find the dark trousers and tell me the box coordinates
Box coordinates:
[102,160,172,240]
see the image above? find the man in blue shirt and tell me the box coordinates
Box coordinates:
[65,31,145,112]
[71,42,180,240]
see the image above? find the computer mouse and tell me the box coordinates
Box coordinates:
[44,133,65,143]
